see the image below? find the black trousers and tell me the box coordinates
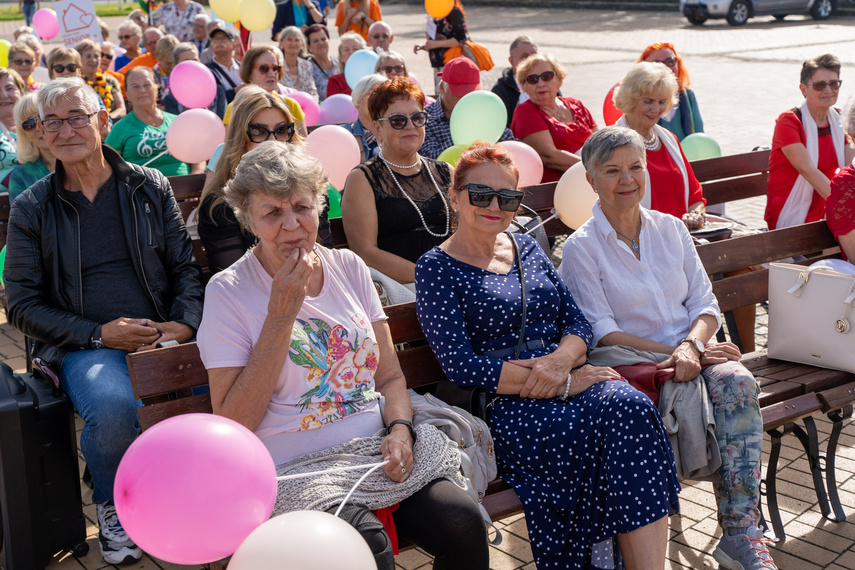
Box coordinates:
[328,478,489,570]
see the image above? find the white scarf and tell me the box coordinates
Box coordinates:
[616,117,689,210]
[777,101,845,228]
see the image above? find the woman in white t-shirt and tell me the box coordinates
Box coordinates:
[196,142,488,570]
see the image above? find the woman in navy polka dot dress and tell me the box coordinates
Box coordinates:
[415,142,681,569]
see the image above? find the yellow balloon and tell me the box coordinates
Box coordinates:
[239,0,276,31]
[210,0,240,23]
[553,162,598,230]
[0,40,10,68]
[425,0,453,18]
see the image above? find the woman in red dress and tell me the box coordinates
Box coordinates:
[826,98,855,266]
[766,54,853,230]
[510,53,597,183]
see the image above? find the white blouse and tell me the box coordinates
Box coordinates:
[559,203,721,347]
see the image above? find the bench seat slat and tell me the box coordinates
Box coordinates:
[761,393,822,431]
[818,382,855,413]
[480,488,525,521]
[788,368,855,394]
[758,380,803,408]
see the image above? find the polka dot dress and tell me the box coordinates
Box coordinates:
[415,234,681,569]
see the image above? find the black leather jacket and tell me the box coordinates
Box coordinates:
[5,146,204,372]
[492,68,521,129]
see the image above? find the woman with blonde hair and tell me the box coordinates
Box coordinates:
[8,93,55,202]
[8,43,38,91]
[637,42,703,141]
[75,39,126,121]
[199,90,305,273]
[233,45,307,135]
[374,50,408,80]
[0,68,25,189]
[326,31,367,96]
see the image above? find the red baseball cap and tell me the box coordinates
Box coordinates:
[442,57,481,97]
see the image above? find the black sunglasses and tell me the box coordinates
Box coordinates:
[807,79,842,92]
[21,116,38,131]
[52,63,79,74]
[524,71,555,85]
[377,111,428,130]
[252,64,282,74]
[650,57,677,68]
[461,183,524,212]
[101,52,114,60]
[382,65,404,74]
[247,122,296,143]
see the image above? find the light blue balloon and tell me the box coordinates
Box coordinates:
[344,50,379,90]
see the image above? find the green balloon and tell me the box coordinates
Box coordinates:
[0,245,6,288]
[680,133,722,161]
[437,143,469,167]
[449,91,507,146]
[326,184,341,219]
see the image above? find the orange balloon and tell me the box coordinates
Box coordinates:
[603,82,622,126]
[425,0,453,19]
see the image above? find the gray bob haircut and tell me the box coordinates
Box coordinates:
[352,73,388,106]
[225,142,328,229]
[38,77,101,118]
[580,126,647,174]
[841,96,855,145]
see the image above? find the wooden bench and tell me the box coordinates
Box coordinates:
[696,220,855,540]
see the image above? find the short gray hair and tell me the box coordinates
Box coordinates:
[38,77,101,118]
[225,142,328,229]
[278,26,307,56]
[194,13,211,24]
[509,35,536,53]
[369,21,391,35]
[580,126,646,174]
[118,19,142,38]
[352,73,387,106]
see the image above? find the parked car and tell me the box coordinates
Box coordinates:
[680,0,834,25]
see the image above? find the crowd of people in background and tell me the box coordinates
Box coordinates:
[4,1,855,569]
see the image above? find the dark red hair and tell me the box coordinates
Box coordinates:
[638,42,690,90]
[367,77,425,121]
[453,142,520,191]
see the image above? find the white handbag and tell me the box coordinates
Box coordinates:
[767,263,855,373]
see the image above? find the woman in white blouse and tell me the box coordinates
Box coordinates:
[559,127,776,570]
[278,26,319,100]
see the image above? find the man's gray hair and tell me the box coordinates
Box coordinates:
[580,126,647,174]
[118,19,142,38]
[509,35,536,54]
[194,13,211,24]
[369,21,392,35]
[225,142,328,229]
[38,77,101,118]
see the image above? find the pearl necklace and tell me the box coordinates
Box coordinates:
[643,131,658,151]
[379,154,450,238]
[378,151,421,170]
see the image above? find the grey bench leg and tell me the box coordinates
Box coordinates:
[824,405,853,523]
[789,417,833,520]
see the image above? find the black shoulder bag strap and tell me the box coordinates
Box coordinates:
[510,233,527,360]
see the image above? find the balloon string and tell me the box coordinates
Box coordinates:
[334,460,390,518]
[275,460,389,482]
[141,150,169,167]
[524,209,558,235]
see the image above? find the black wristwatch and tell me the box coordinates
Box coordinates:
[89,325,105,350]
[386,419,417,445]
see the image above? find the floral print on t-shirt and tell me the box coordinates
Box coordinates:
[289,315,380,430]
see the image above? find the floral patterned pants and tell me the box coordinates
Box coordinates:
[703,360,764,528]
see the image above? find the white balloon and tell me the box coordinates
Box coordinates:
[228,510,376,570]
[31,66,50,84]
[553,162,598,230]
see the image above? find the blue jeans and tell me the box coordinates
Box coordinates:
[21,3,35,26]
[61,349,141,505]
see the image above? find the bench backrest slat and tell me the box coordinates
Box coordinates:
[691,149,770,181]
[127,342,208,400]
[138,393,214,429]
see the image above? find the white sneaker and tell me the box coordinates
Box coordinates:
[97,501,142,565]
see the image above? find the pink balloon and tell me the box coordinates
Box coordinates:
[114,414,277,565]
[32,9,59,39]
[425,95,436,106]
[319,94,358,125]
[305,125,360,189]
[170,61,217,109]
[166,109,225,163]
[287,91,320,126]
[499,140,544,188]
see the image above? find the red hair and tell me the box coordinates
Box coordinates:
[453,142,520,191]
[638,42,690,90]
[367,77,425,121]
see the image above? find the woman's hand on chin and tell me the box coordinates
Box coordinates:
[267,247,314,324]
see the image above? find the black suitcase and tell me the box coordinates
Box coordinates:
[0,362,89,569]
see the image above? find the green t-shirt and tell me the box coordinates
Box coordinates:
[105,111,189,177]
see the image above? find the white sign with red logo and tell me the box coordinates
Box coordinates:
[55,0,102,47]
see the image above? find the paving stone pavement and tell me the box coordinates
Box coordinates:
[2,5,855,569]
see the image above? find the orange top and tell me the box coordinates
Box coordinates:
[335,0,382,40]
[118,52,157,75]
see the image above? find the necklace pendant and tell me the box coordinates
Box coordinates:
[631,241,640,253]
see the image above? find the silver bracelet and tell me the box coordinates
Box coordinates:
[560,371,573,400]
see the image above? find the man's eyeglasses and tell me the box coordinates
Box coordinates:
[100,52,114,61]
[650,57,678,68]
[376,111,428,130]
[460,183,524,212]
[40,112,98,132]
[524,71,555,85]
[252,64,282,74]
[806,79,842,92]
[52,63,79,74]
[21,116,38,131]
[246,122,296,143]
[118,34,135,40]
[11,59,33,67]
[382,65,404,74]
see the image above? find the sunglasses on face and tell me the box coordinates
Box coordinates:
[100,52,114,60]
[253,64,282,74]
[52,63,79,74]
[807,79,842,91]
[247,122,296,143]
[21,116,38,131]
[377,111,428,129]
[461,183,524,212]
[382,65,404,74]
[118,34,135,40]
[524,70,555,85]
[11,59,33,66]
[650,57,677,68]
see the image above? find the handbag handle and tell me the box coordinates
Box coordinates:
[510,234,527,360]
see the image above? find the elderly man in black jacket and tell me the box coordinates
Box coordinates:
[4,77,203,566]
[491,35,538,128]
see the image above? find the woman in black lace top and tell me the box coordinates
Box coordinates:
[341,77,452,286]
